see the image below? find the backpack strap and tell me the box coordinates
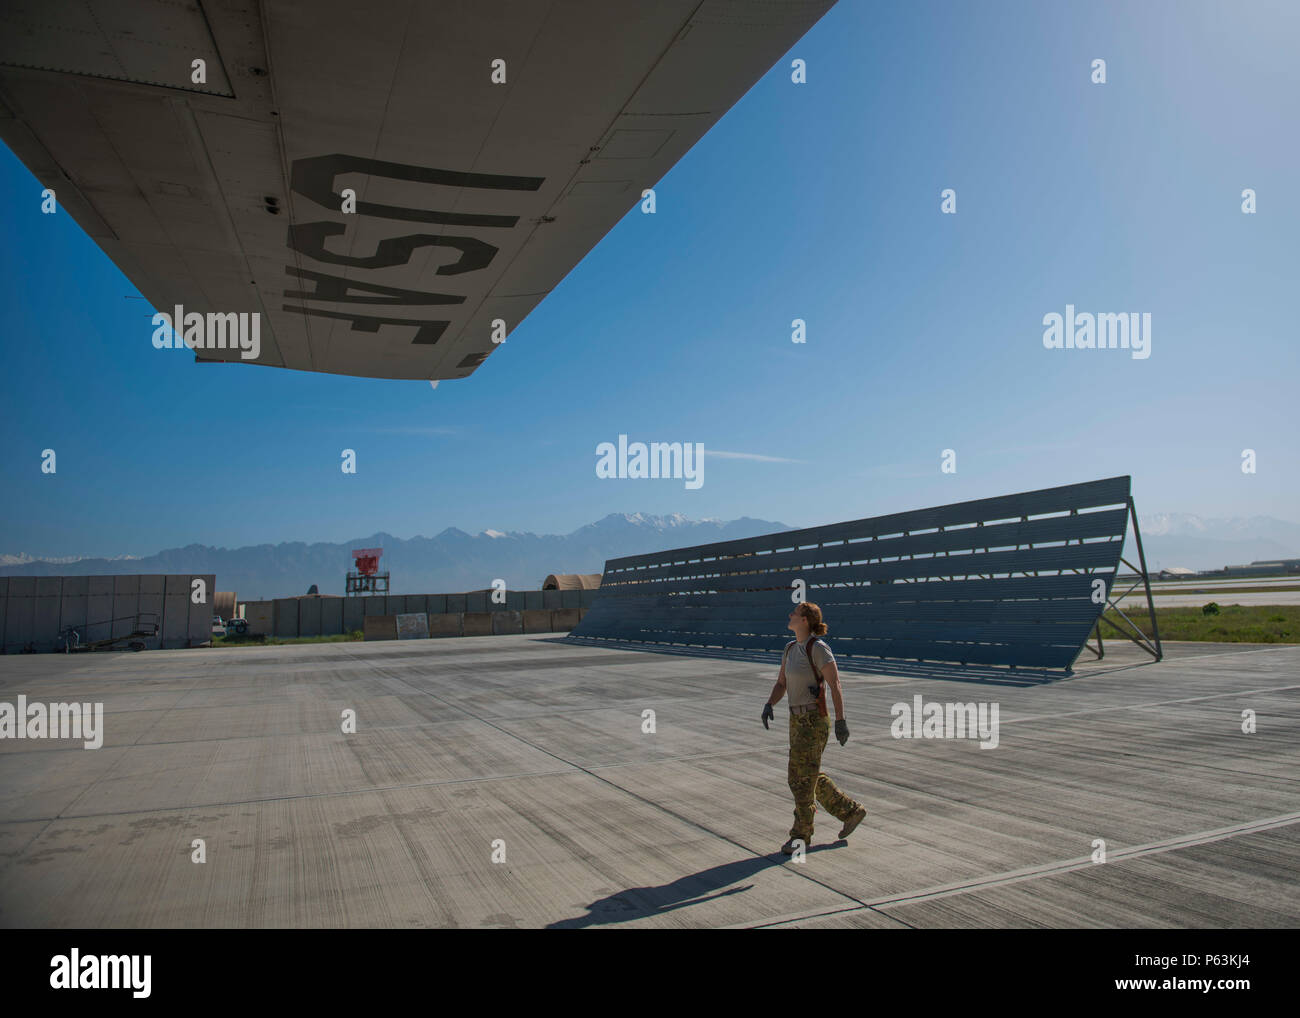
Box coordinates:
[805,637,824,685]
[805,637,829,717]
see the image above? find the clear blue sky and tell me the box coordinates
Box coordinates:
[1,0,1296,559]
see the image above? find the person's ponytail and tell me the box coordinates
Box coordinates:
[801,602,829,637]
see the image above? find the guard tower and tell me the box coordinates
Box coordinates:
[346,547,390,596]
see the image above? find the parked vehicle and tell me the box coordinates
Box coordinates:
[211,616,226,637]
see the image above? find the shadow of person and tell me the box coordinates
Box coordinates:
[547,842,843,928]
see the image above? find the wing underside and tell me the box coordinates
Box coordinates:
[0,0,835,380]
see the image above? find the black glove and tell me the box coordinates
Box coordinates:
[761,703,775,730]
[835,719,850,746]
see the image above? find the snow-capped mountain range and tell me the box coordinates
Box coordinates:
[0,513,789,600]
[3,511,1295,599]
[1130,514,1300,572]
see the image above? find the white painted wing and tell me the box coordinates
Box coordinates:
[0,0,836,380]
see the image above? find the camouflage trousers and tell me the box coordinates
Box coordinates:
[788,713,860,841]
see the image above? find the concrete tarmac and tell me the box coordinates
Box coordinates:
[1,635,1297,928]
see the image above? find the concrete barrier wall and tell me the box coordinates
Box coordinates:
[284,589,596,641]
[1,574,216,653]
[0,578,595,651]
[363,615,398,641]
[322,597,344,635]
[463,612,493,636]
[428,613,462,637]
[343,597,364,634]
[491,611,523,635]
[299,597,322,637]
[551,608,582,631]
[274,599,299,638]
[365,608,587,641]
[88,576,111,642]
[243,601,274,636]
[522,609,551,633]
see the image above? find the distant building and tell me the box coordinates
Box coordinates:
[1157,567,1196,580]
[542,574,602,590]
[1209,560,1300,578]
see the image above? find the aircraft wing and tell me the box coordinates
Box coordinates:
[0,0,835,380]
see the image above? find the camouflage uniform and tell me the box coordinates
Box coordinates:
[788,713,861,842]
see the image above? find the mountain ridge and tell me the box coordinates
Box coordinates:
[4,512,1296,598]
[0,513,794,599]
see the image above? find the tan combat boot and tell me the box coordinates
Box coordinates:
[837,806,867,840]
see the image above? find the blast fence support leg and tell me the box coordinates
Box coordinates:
[1087,494,1163,663]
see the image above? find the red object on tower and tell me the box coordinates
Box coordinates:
[352,548,383,576]
[346,548,389,595]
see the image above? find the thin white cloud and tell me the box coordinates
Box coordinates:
[358,426,460,436]
[707,449,806,463]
